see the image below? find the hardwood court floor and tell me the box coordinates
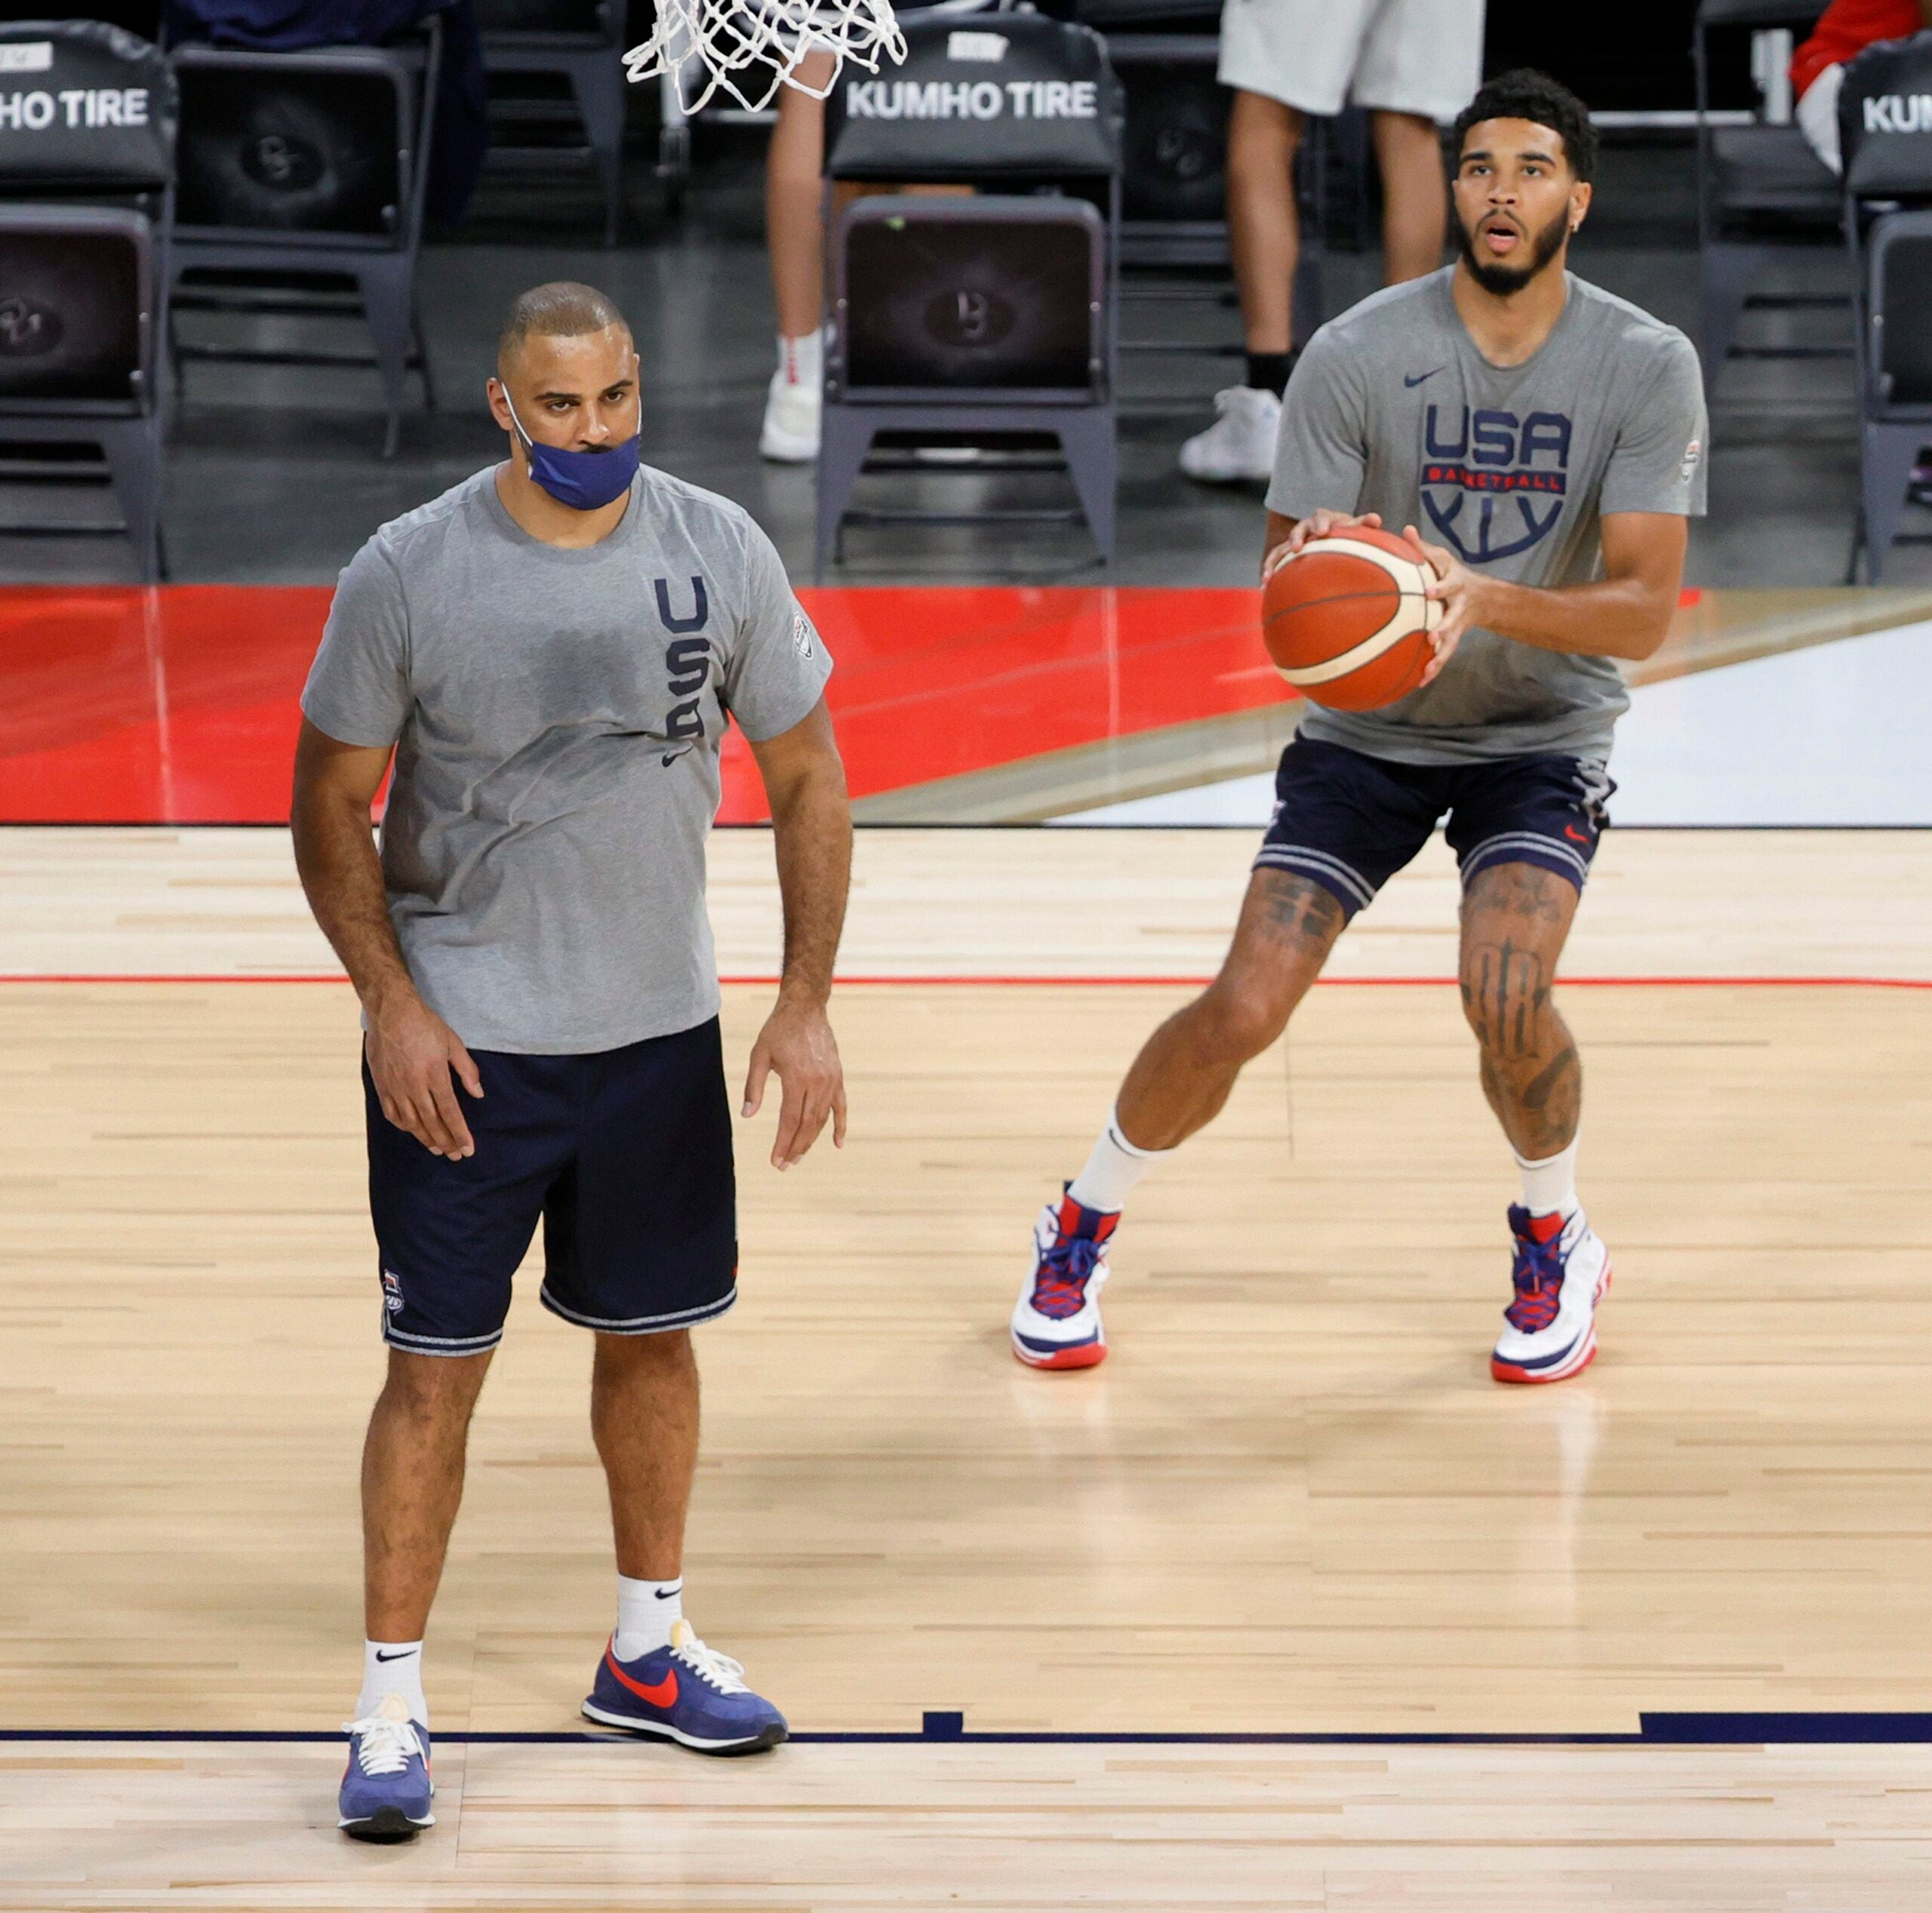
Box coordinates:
[3,826,1930,1907]
[11,1739,1932,1911]
[5,977,1930,1738]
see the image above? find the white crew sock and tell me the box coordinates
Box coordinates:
[356,1639,427,1727]
[777,328,823,388]
[1514,1136,1580,1219]
[614,1575,683,1662]
[1066,1104,1172,1216]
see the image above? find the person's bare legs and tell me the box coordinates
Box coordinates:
[1226,89,1303,357]
[765,50,836,342]
[362,1349,494,1641]
[1369,109,1449,285]
[1115,870,1346,1149]
[591,1329,700,1581]
[1457,863,1583,1159]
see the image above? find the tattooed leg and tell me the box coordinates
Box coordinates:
[1458,862,1584,1161]
[1115,869,1347,1150]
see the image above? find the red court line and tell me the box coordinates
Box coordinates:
[3,974,1928,989]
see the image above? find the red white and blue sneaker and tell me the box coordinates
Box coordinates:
[581,1619,787,1754]
[338,1693,433,1841]
[1491,1204,1612,1384]
[1011,1187,1117,1370]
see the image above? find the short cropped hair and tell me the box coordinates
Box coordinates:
[497,281,630,374]
[1452,69,1598,183]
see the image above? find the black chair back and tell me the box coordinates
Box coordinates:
[824,13,1122,181]
[0,208,149,401]
[840,200,1104,395]
[173,46,412,235]
[1841,32,1932,199]
[1869,217,1932,403]
[0,19,175,191]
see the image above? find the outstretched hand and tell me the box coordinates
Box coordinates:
[741,996,847,1170]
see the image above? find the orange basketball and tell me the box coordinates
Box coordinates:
[1261,526,1442,711]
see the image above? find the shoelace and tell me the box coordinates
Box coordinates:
[342,1712,424,1776]
[1505,1229,1566,1335]
[672,1635,750,1696]
[1032,1235,1103,1321]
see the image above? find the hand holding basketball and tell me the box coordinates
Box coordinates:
[1401,525,1481,682]
[1266,508,1385,578]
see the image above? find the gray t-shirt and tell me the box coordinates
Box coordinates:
[301,463,832,1054]
[1267,268,1706,764]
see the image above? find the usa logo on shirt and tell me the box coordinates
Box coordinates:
[1420,404,1572,564]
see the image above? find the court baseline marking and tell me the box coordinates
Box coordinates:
[6,1715,1932,1745]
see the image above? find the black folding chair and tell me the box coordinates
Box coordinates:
[1837,32,1932,580]
[166,18,441,456]
[0,20,176,581]
[817,12,1124,569]
[476,0,626,246]
[1694,0,1838,397]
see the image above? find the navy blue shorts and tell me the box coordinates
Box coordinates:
[365,1016,737,1357]
[1254,737,1615,918]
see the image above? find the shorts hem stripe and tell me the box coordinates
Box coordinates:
[383,1325,505,1356]
[538,1286,739,1335]
[1251,846,1376,910]
[1460,832,1591,883]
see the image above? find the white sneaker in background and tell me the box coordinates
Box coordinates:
[1178,385,1283,484]
[759,367,820,463]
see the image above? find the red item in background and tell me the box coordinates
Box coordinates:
[1791,0,1923,103]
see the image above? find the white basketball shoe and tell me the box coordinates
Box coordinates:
[759,354,820,464]
[1491,1205,1612,1385]
[1011,1187,1117,1370]
[1178,386,1281,483]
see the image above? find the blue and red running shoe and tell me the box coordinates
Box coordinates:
[581,1620,787,1753]
[1491,1204,1612,1384]
[1011,1186,1118,1370]
[338,1694,433,1840]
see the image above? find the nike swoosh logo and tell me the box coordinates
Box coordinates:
[661,746,694,767]
[1564,826,1591,844]
[605,1647,678,1709]
[1404,368,1445,388]
[374,1648,418,1663]
[654,1586,682,1601]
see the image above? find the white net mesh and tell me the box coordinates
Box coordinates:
[623,0,908,115]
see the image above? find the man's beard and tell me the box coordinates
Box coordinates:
[1453,203,1570,296]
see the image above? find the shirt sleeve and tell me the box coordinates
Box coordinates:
[1600,331,1709,519]
[720,517,833,743]
[300,540,411,748]
[1265,324,1371,522]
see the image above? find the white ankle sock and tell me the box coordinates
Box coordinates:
[614,1575,682,1661]
[777,329,822,387]
[1514,1136,1580,1219]
[356,1639,426,1727]
[1067,1105,1171,1216]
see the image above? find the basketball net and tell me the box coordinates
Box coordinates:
[623,0,907,115]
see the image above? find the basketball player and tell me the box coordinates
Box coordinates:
[1013,71,1706,1384]
[291,283,850,1840]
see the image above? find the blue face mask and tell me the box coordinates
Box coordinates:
[503,389,640,511]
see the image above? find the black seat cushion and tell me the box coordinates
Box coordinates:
[1712,124,1841,226]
